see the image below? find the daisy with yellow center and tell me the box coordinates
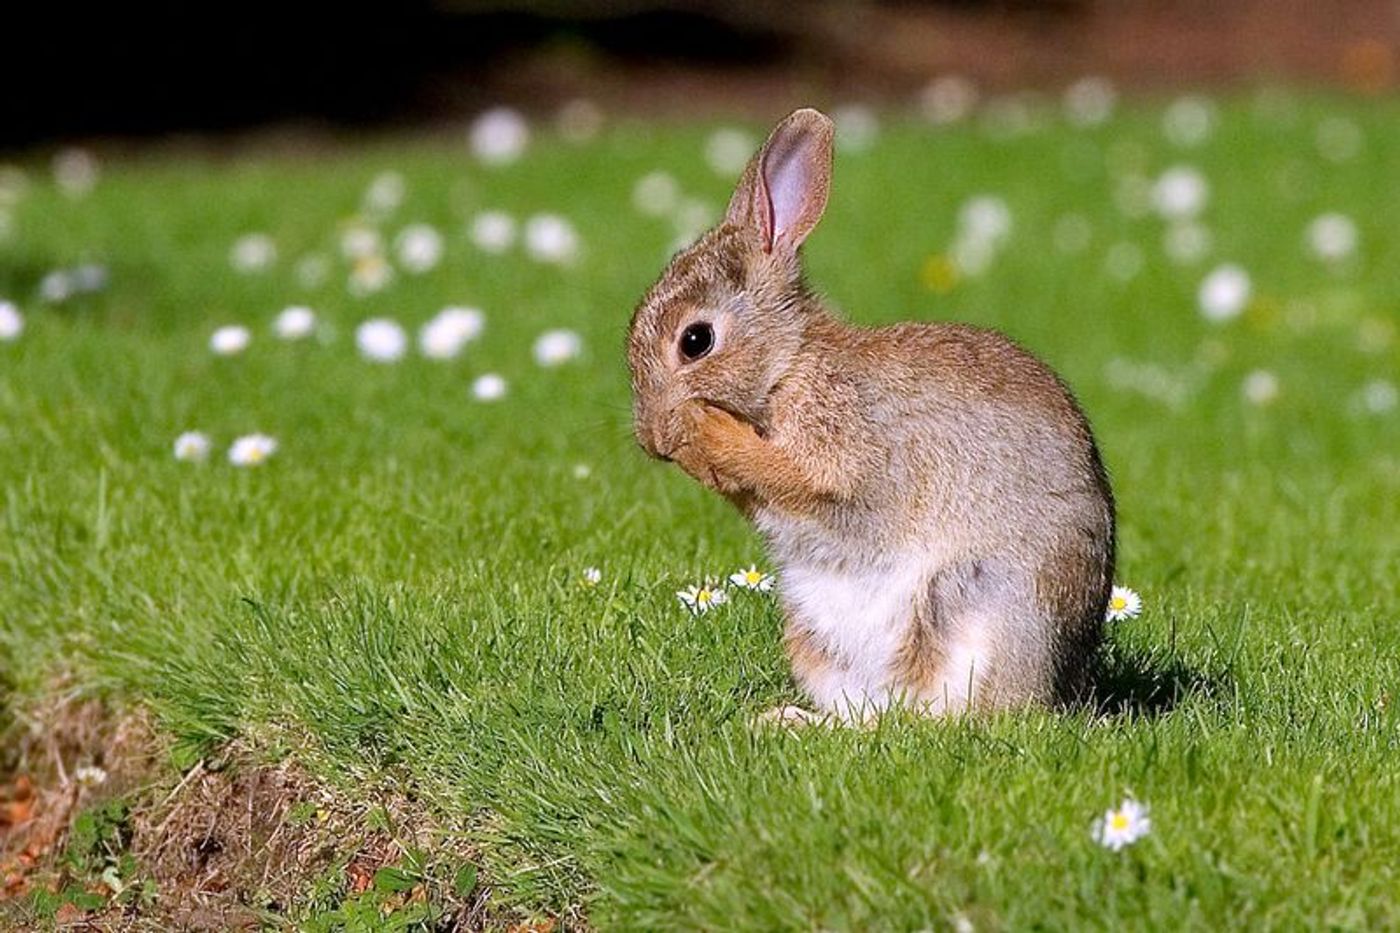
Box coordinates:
[677,580,728,615]
[1092,797,1151,851]
[729,565,775,592]
[1105,585,1142,622]
[582,567,602,587]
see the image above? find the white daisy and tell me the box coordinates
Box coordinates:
[958,195,1013,244]
[632,171,680,217]
[340,225,383,261]
[572,463,592,480]
[1305,213,1358,263]
[1316,117,1363,164]
[728,566,774,592]
[472,373,507,401]
[1359,379,1398,415]
[418,306,484,360]
[919,75,978,125]
[40,270,74,303]
[705,128,756,176]
[1063,77,1117,127]
[1152,166,1208,220]
[356,318,407,362]
[524,214,579,264]
[1163,96,1215,147]
[1105,586,1142,622]
[677,580,729,615]
[53,148,99,197]
[229,433,278,467]
[582,567,602,587]
[74,765,108,788]
[363,171,406,215]
[349,255,394,296]
[1242,369,1280,406]
[833,104,880,152]
[1198,264,1252,323]
[556,98,604,143]
[532,329,583,367]
[0,300,22,341]
[1164,222,1212,265]
[470,107,530,165]
[274,306,316,340]
[1092,798,1151,851]
[470,211,517,254]
[395,223,444,274]
[209,325,252,356]
[172,431,212,463]
[230,233,277,273]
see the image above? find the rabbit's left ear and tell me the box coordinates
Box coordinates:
[726,108,834,255]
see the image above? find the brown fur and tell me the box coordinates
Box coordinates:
[628,109,1115,719]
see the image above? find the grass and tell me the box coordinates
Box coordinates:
[2,91,1399,928]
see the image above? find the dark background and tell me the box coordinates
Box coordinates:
[3,0,1396,148]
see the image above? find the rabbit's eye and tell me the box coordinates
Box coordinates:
[679,322,714,361]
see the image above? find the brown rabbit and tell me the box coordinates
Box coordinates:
[628,108,1114,723]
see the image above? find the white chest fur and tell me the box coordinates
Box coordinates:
[778,557,927,713]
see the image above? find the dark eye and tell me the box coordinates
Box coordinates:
[679,322,714,361]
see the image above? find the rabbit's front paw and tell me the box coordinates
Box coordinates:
[675,401,758,493]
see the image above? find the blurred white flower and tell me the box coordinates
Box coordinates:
[524,214,579,264]
[39,270,73,303]
[705,128,756,176]
[1359,379,1398,414]
[1198,264,1252,323]
[295,254,330,289]
[1163,96,1216,147]
[53,147,99,197]
[470,210,517,254]
[472,373,508,401]
[1105,242,1144,281]
[274,306,316,340]
[173,431,212,463]
[556,98,604,143]
[919,76,978,124]
[230,233,277,273]
[572,463,592,480]
[532,328,583,367]
[229,433,278,467]
[1164,222,1212,265]
[1064,77,1117,127]
[0,300,24,341]
[1316,117,1363,164]
[340,225,383,261]
[72,264,108,293]
[349,255,394,296]
[394,223,444,274]
[470,107,530,165]
[959,195,1013,244]
[1092,798,1151,851]
[356,318,407,362]
[582,566,602,586]
[210,325,251,356]
[1305,213,1358,263]
[1152,166,1208,220]
[833,104,880,152]
[363,171,405,215]
[418,306,484,360]
[1242,369,1280,406]
[74,765,108,788]
[0,165,28,207]
[632,171,680,217]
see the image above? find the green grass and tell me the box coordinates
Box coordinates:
[3,91,1400,928]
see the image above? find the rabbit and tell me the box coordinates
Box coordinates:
[628,108,1115,723]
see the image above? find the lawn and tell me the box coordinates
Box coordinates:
[2,92,1399,928]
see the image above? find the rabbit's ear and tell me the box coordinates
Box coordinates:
[725,108,834,255]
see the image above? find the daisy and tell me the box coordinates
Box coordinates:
[1164,221,1212,265]
[1306,213,1358,263]
[572,463,592,480]
[209,325,251,356]
[172,431,212,463]
[340,225,383,261]
[470,107,530,165]
[1063,77,1117,127]
[1315,117,1362,163]
[1197,264,1252,323]
[919,75,978,125]
[349,255,394,296]
[1242,369,1280,406]
[74,765,108,788]
[1091,797,1151,851]
[469,210,517,254]
[632,171,680,217]
[1359,379,1397,415]
[705,128,756,176]
[1162,96,1215,147]
[228,433,278,467]
[582,567,602,587]
[40,270,74,303]
[230,233,276,273]
[524,214,579,264]
[418,306,484,360]
[729,565,775,592]
[958,195,1013,245]
[1152,166,1208,220]
[472,373,507,401]
[0,300,22,341]
[53,147,99,197]
[395,223,444,274]
[356,318,407,362]
[363,171,406,216]
[677,580,728,615]
[532,329,582,367]
[274,306,316,340]
[833,104,880,152]
[1105,586,1142,622]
